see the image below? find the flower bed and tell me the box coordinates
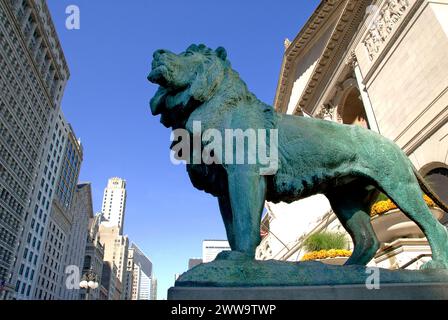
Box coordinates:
[370,195,435,217]
[301,249,352,262]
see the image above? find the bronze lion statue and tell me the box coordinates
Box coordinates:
[148,44,448,269]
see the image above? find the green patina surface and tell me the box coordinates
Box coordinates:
[148,44,448,285]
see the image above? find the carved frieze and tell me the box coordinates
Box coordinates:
[363,0,410,61]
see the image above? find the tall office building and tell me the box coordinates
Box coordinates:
[61,183,93,300]
[124,243,134,300]
[11,109,66,299]
[33,119,83,300]
[202,240,231,263]
[128,243,153,300]
[150,277,157,301]
[101,177,127,235]
[98,177,130,299]
[0,0,69,299]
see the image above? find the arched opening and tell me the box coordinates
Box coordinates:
[423,166,448,204]
[341,88,369,128]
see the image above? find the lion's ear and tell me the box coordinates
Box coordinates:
[215,47,227,61]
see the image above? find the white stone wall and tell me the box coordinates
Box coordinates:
[356,0,448,154]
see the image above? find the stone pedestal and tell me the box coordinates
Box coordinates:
[168,283,448,300]
[170,252,448,300]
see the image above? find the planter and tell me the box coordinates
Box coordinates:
[316,256,349,265]
[371,207,445,243]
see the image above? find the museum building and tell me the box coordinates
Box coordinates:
[256,0,448,270]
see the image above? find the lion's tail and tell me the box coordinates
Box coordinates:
[414,168,448,213]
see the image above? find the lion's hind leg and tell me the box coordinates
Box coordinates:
[378,179,448,269]
[327,181,380,266]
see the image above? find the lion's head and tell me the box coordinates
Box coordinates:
[148,44,230,128]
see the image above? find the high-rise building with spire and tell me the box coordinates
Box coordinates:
[101,177,127,235]
[99,177,130,299]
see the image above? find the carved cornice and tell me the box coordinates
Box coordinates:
[273,0,342,113]
[32,0,70,78]
[299,0,373,115]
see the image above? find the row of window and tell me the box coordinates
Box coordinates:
[15,116,67,298]
[0,143,31,190]
[0,29,48,135]
[18,262,34,281]
[0,243,13,267]
[15,279,31,297]
[0,76,42,150]
[0,265,8,280]
[0,187,24,217]
[0,100,38,166]
[0,194,21,233]
[22,247,37,266]
[0,113,35,175]
[0,224,16,248]
[0,160,27,200]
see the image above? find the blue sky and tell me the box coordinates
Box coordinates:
[47,0,320,300]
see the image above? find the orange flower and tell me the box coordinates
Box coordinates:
[301,249,352,261]
[370,194,435,217]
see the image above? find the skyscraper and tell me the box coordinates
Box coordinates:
[98,177,131,299]
[101,177,127,234]
[128,243,153,300]
[0,0,69,299]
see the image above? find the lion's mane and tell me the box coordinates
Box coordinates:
[150,44,277,197]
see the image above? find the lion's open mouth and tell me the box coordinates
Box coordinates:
[148,65,169,87]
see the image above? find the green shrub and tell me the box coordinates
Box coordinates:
[375,192,389,202]
[303,232,347,252]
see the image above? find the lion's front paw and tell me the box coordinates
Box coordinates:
[420,259,448,270]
